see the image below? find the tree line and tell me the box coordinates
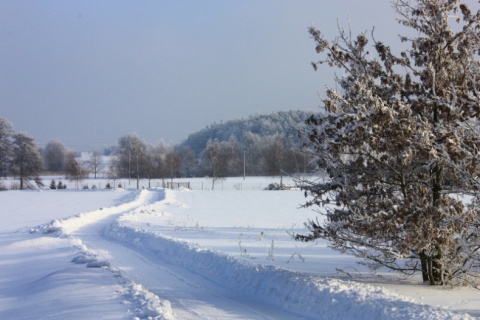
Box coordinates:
[0,115,314,190]
[109,131,313,190]
[0,118,90,190]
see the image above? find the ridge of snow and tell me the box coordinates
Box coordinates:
[105,219,473,320]
[71,247,175,320]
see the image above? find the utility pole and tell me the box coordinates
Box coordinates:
[243,150,246,180]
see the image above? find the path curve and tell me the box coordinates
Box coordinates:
[53,189,304,320]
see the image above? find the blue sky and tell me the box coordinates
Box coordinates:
[1,1,412,151]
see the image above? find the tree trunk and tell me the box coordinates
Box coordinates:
[431,246,443,285]
[420,251,429,282]
[428,164,444,285]
[421,249,444,285]
[427,256,435,285]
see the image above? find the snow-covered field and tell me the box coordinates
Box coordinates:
[0,176,479,319]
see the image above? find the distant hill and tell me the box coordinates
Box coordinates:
[177,110,316,155]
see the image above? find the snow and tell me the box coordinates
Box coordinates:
[0,177,479,319]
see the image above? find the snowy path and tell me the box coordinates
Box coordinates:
[56,189,304,320]
[83,232,304,320]
[6,186,474,319]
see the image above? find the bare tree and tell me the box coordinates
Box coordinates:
[88,149,105,179]
[65,152,87,189]
[226,135,243,176]
[164,147,181,183]
[115,133,148,189]
[259,135,286,179]
[297,0,480,286]
[143,144,157,188]
[107,158,120,188]
[202,139,230,189]
[152,141,167,185]
[11,132,43,190]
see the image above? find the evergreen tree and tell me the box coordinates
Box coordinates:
[57,180,65,189]
[297,0,480,286]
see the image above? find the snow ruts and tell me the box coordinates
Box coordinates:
[105,214,474,320]
[37,189,176,320]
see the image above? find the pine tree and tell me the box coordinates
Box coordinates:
[297,0,480,286]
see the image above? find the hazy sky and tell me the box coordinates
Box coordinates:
[1,1,427,151]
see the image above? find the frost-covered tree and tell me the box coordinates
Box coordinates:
[0,118,13,178]
[142,144,156,188]
[152,141,167,183]
[202,139,230,189]
[164,147,181,182]
[11,132,43,190]
[114,133,148,189]
[297,0,480,286]
[225,135,243,176]
[43,140,67,173]
[178,146,199,177]
[178,110,312,157]
[88,149,105,179]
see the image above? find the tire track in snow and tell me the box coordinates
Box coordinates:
[46,189,295,319]
[49,189,162,234]
[100,236,300,320]
[106,244,218,320]
[38,189,176,320]
[95,195,303,319]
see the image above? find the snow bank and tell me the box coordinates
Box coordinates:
[69,247,175,320]
[0,235,131,320]
[28,189,176,320]
[72,248,174,319]
[105,220,473,320]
